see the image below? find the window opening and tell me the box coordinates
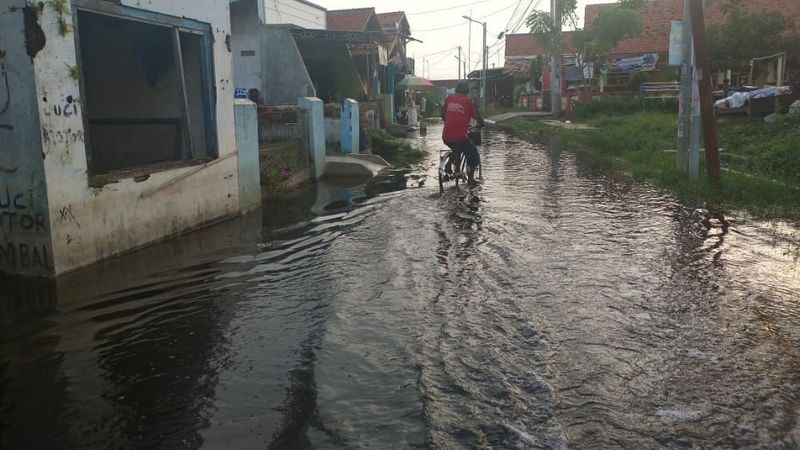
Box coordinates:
[74,4,217,182]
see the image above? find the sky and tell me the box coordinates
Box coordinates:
[313,0,620,80]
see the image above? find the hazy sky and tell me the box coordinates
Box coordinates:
[313,0,619,79]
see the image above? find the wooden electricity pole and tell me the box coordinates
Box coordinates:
[688,0,720,181]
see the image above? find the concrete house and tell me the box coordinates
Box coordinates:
[229,0,327,105]
[376,12,415,77]
[0,0,260,277]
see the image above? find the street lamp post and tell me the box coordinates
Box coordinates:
[550,0,562,116]
[463,15,487,110]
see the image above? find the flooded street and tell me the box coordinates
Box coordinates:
[2,123,800,449]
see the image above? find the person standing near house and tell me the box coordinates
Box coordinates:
[442,81,484,187]
[419,94,428,116]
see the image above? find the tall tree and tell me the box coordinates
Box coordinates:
[525,0,578,57]
[526,0,643,93]
[572,6,643,83]
[707,0,797,79]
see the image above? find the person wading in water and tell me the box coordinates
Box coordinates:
[442,81,484,187]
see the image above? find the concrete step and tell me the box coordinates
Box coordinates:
[325,154,391,179]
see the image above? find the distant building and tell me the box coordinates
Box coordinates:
[376,12,415,76]
[504,32,574,81]
[505,0,800,92]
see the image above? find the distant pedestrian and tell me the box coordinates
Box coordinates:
[419,95,428,114]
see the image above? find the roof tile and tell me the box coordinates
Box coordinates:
[376,11,410,34]
[327,7,380,32]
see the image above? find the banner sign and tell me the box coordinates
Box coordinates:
[602,53,659,74]
[563,55,594,81]
[669,21,684,65]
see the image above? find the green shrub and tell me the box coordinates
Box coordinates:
[369,130,426,167]
[572,95,678,120]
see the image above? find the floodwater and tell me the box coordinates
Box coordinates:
[2,123,800,449]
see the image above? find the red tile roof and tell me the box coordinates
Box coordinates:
[584,0,800,55]
[327,8,383,32]
[377,12,403,27]
[377,11,411,35]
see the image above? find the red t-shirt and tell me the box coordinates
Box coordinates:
[442,94,478,142]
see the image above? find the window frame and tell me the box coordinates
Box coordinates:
[72,0,218,186]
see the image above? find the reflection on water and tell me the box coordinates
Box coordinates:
[2,124,800,449]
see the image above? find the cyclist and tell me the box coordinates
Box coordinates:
[442,81,484,187]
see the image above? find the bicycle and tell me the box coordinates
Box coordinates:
[438,128,483,194]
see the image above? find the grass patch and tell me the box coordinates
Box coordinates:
[369,130,426,168]
[571,95,678,120]
[259,140,308,197]
[717,114,800,187]
[501,112,800,220]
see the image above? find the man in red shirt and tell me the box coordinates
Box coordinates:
[442,81,484,186]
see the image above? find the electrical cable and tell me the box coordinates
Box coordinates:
[417,46,460,58]
[407,0,492,16]
[414,1,519,33]
[500,0,526,36]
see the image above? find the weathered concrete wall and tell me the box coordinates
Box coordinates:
[0,3,54,276]
[234,99,261,211]
[30,0,241,275]
[230,11,315,106]
[340,99,359,154]
[263,0,325,28]
[324,117,342,145]
[230,0,264,95]
[298,97,326,179]
[258,26,315,105]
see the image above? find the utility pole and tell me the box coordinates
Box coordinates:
[677,0,692,173]
[456,47,462,80]
[550,0,562,116]
[482,20,487,110]
[422,57,426,78]
[689,0,720,181]
[689,13,701,180]
[464,15,488,110]
[467,12,472,75]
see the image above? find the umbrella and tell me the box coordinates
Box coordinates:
[395,76,437,91]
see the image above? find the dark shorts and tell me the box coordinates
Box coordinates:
[444,139,480,169]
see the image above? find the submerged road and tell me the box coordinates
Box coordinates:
[1,123,800,449]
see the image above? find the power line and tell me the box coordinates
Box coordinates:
[407,0,492,16]
[500,0,526,35]
[429,49,458,67]
[417,46,460,58]
[510,0,542,33]
[414,1,519,33]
